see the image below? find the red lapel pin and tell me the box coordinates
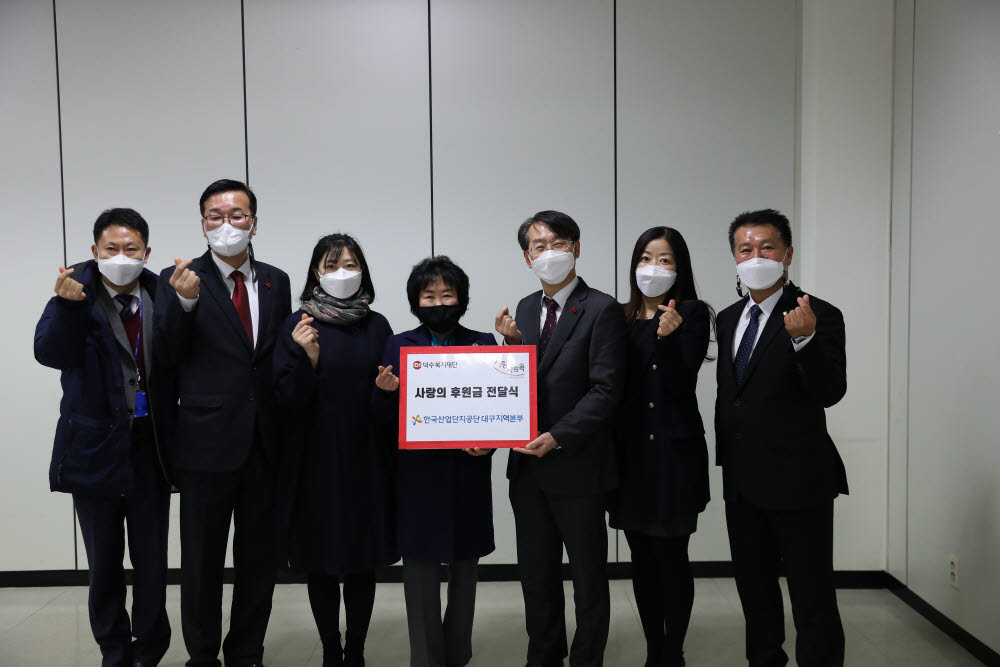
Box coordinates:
[570,307,577,313]
[265,282,271,289]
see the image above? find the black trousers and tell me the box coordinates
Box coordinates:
[402,558,479,667]
[510,468,610,667]
[73,438,171,667]
[725,498,845,667]
[177,439,276,667]
[623,531,693,667]
[307,570,376,665]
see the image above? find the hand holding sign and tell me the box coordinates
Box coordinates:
[784,294,816,339]
[513,431,558,457]
[376,365,399,392]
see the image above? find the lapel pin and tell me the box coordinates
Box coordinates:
[570,307,577,314]
[265,282,271,289]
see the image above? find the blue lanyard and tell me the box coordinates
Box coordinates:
[131,296,143,381]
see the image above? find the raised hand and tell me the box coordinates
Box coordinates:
[656,299,683,337]
[54,266,86,301]
[495,306,523,344]
[375,364,399,392]
[784,294,816,339]
[291,313,320,368]
[513,431,558,457]
[170,257,200,300]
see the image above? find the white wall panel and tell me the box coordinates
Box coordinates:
[55,0,247,569]
[0,0,75,571]
[244,0,432,328]
[431,0,616,564]
[616,0,798,562]
[906,0,1000,653]
[799,0,892,571]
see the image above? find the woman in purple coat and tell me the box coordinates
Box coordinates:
[273,234,396,667]
[372,256,496,667]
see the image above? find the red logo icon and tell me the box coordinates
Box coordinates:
[412,360,422,370]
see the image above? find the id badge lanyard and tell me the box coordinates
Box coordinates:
[132,296,149,418]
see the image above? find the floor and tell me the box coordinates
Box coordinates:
[0,579,985,666]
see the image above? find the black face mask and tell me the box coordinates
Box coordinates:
[417,304,464,334]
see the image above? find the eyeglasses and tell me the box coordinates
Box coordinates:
[202,213,255,226]
[528,239,573,256]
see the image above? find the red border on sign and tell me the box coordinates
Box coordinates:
[398,345,538,450]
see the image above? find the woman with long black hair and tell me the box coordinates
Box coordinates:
[610,226,716,667]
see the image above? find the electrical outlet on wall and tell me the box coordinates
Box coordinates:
[947,554,960,589]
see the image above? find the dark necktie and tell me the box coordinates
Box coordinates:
[231,270,254,346]
[733,304,762,384]
[114,294,133,319]
[539,296,558,356]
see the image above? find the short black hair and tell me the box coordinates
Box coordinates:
[199,179,257,216]
[405,255,470,317]
[92,208,149,246]
[517,210,581,251]
[299,233,375,303]
[727,208,792,253]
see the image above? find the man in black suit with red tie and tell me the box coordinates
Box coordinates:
[496,210,627,667]
[155,180,291,667]
[715,209,847,667]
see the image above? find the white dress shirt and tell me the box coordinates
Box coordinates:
[176,253,259,345]
[538,276,579,331]
[732,287,814,358]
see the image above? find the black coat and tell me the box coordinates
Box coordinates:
[715,282,848,510]
[154,249,291,472]
[373,324,497,564]
[34,261,170,496]
[505,278,628,495]
[273,308,397,574]
[609,299,711,527]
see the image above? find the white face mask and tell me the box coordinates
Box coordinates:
[204,221,254,257]
[530,249,575,285]
[736,250,788,291]
[635,265,677,298]
[319,268,363,299]
[97,253,146,287]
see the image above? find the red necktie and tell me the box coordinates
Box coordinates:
[539,296,558,355]
[231,270,253,346]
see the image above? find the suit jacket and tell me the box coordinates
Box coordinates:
[154,249,291,473]
[714,281,848,510]
[610,299,711,526]
[373,324,497,563]
[506,278,628,496]
[34,260,170,495]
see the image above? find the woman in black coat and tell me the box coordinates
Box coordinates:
[372,256,496,667]
[609,226,715,667]
[273,234,396,667]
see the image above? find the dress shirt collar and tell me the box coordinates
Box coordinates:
[102,279,141,311]
[211,251,252,283]
[542,276,579,311]
[742,284,784,321]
